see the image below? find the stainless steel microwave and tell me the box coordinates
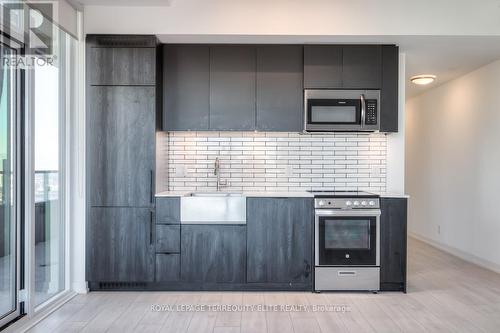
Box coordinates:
[304,89,380,132]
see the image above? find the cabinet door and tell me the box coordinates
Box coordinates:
[342,45,382,89]
[209,45,256,130]
[304,45,342,89]
[163,45,210,130]
[380,45,399,132]
[247,198,313,284]
[88,86,155,207]
[87,207,155,282]
[380,198,407,291]
[256,45,304,131]
[181,225,246,283]
[156,197,180,224]
[88,47,156,86]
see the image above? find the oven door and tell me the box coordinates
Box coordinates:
[315,210,380,266]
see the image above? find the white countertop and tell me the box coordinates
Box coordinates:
[155,191,408,198]
[377,193,410,198]
[155,191,313,198]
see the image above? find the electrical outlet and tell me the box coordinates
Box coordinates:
[174,165,186,177]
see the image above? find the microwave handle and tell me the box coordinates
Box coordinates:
[360,94,366,127]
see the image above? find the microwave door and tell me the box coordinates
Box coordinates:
[306,99,362,131]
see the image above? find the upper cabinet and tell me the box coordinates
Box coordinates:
[209,45,256,131]
[163,43,399,132]
[304,45,381,89]
[163,45,210,131]
[303,45,342,89]
[256,45,304,131]
[342,45,381,89]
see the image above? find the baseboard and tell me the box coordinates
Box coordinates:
[409,232,500,275]
[4,291,77,333]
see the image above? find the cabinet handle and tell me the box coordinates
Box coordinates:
[150,170,154,204]
[150,211,154,245]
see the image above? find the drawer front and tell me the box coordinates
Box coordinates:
[156,197,180,224]
[155,254,180,282]
[315,267,379,291]
[156,225,180,253]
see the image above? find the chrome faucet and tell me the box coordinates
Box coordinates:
[214,157,227,191]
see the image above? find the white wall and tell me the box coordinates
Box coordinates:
[83,0,500,36]
[406,59,500,273]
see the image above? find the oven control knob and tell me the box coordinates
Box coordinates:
[346,201,352,206]
[369,200,375,206]
[361,201,367,206]
[318,200,326,206]
[353,201,360,206]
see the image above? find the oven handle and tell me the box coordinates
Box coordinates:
[360,94,366,128]
[315,209,381,217]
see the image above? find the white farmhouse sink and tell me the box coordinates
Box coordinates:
[181,193,246,224]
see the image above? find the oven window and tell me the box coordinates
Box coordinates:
[324,219,370,249]
[310,106,357,123]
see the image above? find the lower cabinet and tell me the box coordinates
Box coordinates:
[180,225,246,283]
[246,198,313,286]
[87,207,155,282]
[156,254,180,282]
[380,197,408,292]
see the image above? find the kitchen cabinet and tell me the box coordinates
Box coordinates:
[380,45,399,132]
[163,45,210,130]
[209,45,256,130]
[87,207,155,282]
[303,45,342,89]
[156,225,180,253]
[256,45,304,131]
[342,45,382,89]
[156,197,180,224]
[380,197,407,292]
[304,45,381,89]
[87,86,155,207]
[246,198,313,286]
[181,225,246,283]
[88,47,156,86]
[156,254,180,282]
[86,35,158,289]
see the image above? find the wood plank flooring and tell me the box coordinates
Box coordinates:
[27,238,500,333]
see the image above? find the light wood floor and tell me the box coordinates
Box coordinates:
[26,238,500,333]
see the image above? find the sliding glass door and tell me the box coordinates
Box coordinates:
[0,39,20,327]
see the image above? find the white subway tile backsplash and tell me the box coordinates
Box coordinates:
[157,131,387,193]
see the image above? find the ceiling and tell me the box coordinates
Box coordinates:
[157,34,500,99]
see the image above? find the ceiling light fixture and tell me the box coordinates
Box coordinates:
[410,74,436,85]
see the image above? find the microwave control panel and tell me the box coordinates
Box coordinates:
[365,100,378,125]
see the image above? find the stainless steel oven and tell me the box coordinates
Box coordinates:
[304,89,380,132]
[313,195,381,291]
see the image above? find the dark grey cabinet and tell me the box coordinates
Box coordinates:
[156,225,180,253]
[181,225,246,283]
[380,197,407,292]
[86,35,158,288]
[380,45,399,132]
[88,86,155,207]
[256,45,304,131]
[156,197,180,224]
[87,207,155,282]
[209,45,256,130]
[163,45,210,130]
[342,45,382,89]
[304,45,342,89]
[304,45,381,89]
[88,47,156,86]
[156,254,180,282]
[246,198,313,286]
